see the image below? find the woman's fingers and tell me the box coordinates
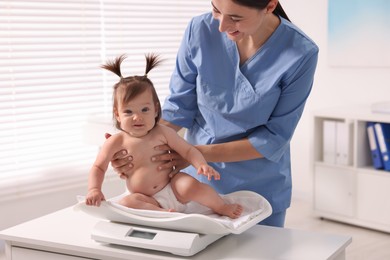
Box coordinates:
[152,149,178,163]
[112,149,129,160]
[111,149,133,178]
[154,144,171,152]
[152,145,189,175]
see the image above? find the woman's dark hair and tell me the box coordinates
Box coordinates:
[232,0,290,22]
[101,53,163,130]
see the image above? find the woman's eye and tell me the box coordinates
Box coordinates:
[230,15,242,22]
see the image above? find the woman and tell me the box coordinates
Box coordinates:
[112,0,318,227]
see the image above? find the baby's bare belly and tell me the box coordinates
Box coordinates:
[126,167,170,196]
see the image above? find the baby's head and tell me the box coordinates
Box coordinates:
[101,53,162,132]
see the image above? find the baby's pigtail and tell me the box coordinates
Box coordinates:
[144,53,163,77]
[101,54,127,78]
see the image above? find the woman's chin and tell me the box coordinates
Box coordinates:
[226,31,241,41]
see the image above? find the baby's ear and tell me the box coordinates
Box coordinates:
[155,102,160,117]
[114,108,121,122]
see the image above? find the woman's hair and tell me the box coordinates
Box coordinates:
[232,0,290,22]
[101,53,163,130]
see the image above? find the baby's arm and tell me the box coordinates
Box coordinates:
[162,126,220,180]
[86,135,120,206]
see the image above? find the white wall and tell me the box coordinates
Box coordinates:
[284,0,390,200]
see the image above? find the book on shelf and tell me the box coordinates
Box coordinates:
[322,120,352,166]
[366,122,384,169]
[374,122,390,171]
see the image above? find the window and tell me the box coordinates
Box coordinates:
[0,0,209,200]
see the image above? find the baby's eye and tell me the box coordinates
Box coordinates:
[124,109,133,114]
[142,107,150,113]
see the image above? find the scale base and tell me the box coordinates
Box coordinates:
[91,221,225,256]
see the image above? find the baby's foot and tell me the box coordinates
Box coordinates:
[216,204,243,219]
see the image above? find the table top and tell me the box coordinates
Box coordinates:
[0,206,352,260]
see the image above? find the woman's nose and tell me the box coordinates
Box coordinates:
[218,15,231,32]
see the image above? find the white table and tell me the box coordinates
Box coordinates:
[0,207,351,260]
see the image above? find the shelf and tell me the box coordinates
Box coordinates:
[313,106,390,233]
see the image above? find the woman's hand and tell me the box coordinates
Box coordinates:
[152,144,190,177]
[106,133,133,179]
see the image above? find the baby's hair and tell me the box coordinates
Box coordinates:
[101,54,127,78]
[101,53,163,130]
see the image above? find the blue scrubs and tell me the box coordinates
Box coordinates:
[162,13,318,227]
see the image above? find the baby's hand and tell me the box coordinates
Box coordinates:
[197,164,220,181]
[85,189,105,207]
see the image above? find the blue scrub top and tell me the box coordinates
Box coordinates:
[162,13,319,213]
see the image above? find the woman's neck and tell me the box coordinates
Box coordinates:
[237,14,280,65]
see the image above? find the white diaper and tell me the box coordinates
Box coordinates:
[152,183,188,212]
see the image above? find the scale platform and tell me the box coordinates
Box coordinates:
[75,191,273,256]
[92,221,225,256]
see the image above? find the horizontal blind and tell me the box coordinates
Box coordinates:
[100,0,210,104]
[0,0,103,185]
[0,0,210,196]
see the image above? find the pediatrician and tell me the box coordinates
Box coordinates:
[111,0,318,227]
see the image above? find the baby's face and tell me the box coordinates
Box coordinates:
[116,89,158,137]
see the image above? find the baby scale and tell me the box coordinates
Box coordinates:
[74,190,272,256]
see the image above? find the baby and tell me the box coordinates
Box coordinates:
[85,53,242,218]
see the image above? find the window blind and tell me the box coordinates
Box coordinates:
[0,0,210,199]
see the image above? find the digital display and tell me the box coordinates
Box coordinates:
[128,230,156,240]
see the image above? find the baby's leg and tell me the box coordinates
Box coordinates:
[118,193,174,212]
[171,173,243,219]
